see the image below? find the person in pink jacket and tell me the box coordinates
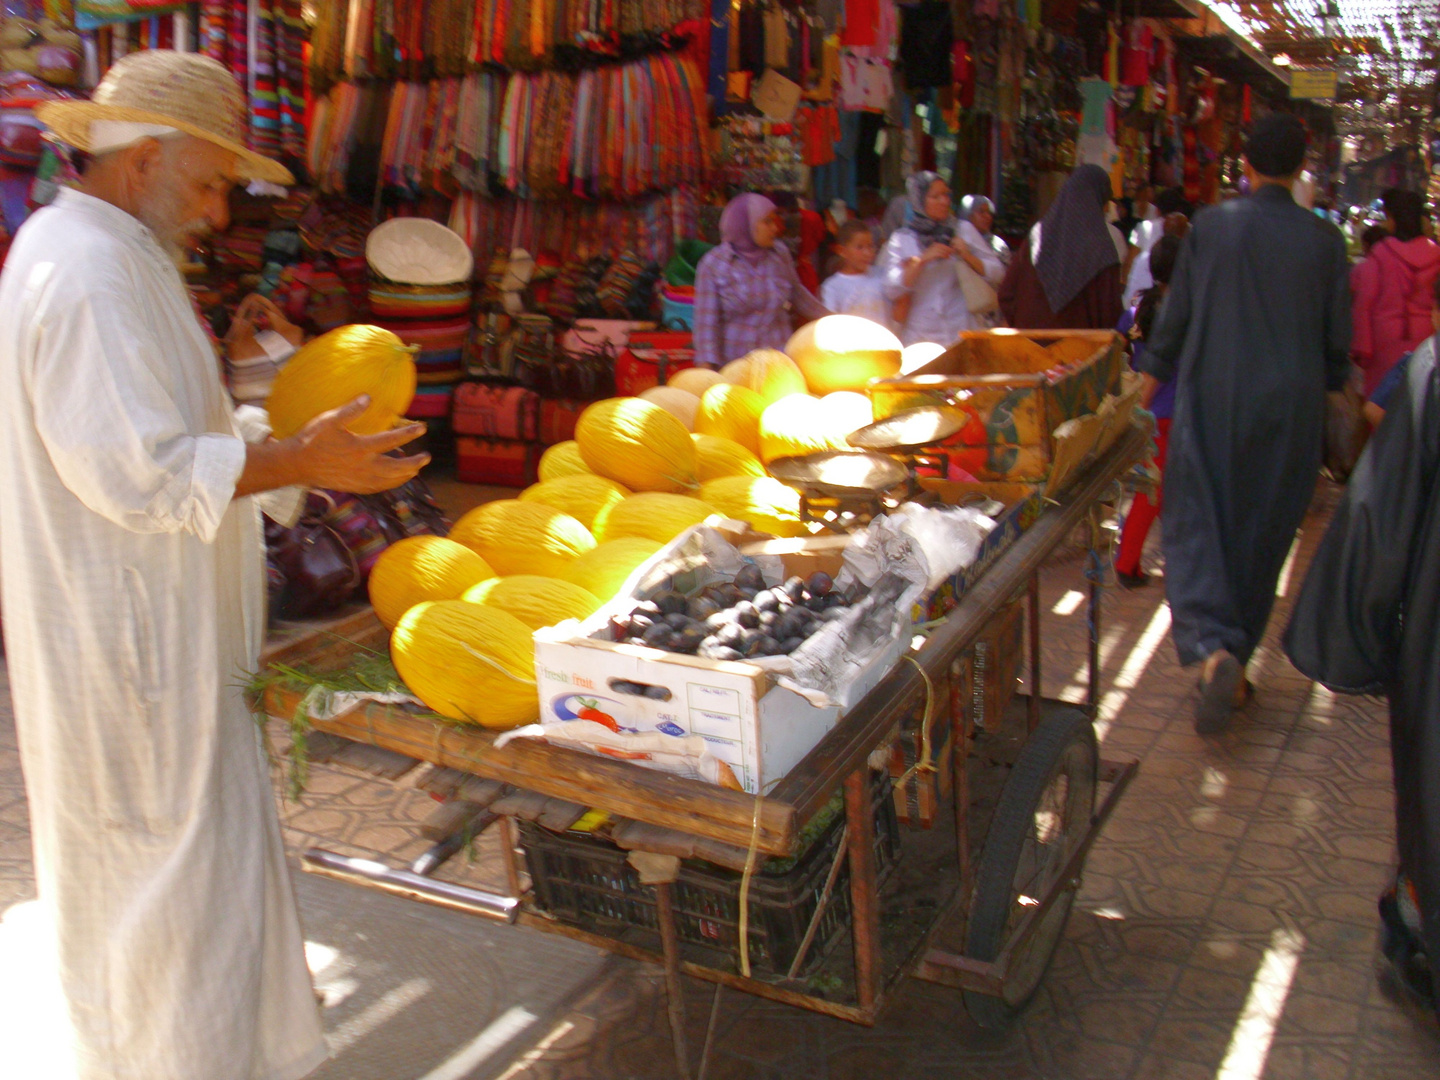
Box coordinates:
[1352,189,1440,396]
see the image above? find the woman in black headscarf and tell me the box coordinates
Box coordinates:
[998,164,1125,330]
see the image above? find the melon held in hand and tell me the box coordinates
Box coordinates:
[266,324,418,439]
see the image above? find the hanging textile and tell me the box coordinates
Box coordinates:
[320,52,709,201]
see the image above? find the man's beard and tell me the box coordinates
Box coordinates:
[135,178,211,261]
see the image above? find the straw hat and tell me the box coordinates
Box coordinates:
[35,50,293,185]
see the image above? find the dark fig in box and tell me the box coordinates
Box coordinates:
[734,564,765,592]
[654,590,688,616]
[806,571,833,597]
[641,622,677,648]
[675,626,708,653]
[687,596,722,621]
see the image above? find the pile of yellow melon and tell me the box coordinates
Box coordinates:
[371,315,902,730]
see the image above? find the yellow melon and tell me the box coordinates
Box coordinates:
[820,391,875,444]
[538,441,591,482]
[785,316,903,395]
[719,349,809,406]
[449,500,596,577]
[575,398,698,493]
[463,575,602,630]
[691,433,766,482]
[561,538,663,601]
[758,394,834,464]
[593,492,715,545]
[267,324,417,439]
[638,385,701,431]
[694,383,766,454]
[367,536,495,630]
[518,474,630,531]
[392,601,538,728]
[700,476,808,538]
[668,367,727,397]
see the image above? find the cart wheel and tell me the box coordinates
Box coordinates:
[962,707,1098,1029]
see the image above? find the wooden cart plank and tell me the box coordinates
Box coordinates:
[263,687,797,855]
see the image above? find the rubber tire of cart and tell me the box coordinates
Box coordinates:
[961,707,1098,1029]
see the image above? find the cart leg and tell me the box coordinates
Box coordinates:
[844,768,881,1012]
[655,882,692,1079]
[950,659,974,898]
[1087,508,1103,711]
[499,816,523,899]
[1027,573,1043,732]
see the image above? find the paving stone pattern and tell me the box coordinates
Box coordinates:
[2,482,1439,1079]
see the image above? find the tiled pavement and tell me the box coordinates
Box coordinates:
[2,480,1439,1079]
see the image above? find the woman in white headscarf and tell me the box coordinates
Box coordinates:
[881,171,990,346]
[958,194,1010,273]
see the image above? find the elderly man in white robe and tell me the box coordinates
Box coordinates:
[0,52,429,1080]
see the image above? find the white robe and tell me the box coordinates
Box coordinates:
[0,189,327,1080]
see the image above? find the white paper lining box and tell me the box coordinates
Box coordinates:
[532,531,908,794]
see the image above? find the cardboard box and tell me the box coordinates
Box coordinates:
[866,329,1125,484]
[534,533,908,795]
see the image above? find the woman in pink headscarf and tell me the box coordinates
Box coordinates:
[692,193,830,369]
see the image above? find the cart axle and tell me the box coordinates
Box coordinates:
[301,848,520,922]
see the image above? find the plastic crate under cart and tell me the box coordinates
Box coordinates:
[520,773,900,976]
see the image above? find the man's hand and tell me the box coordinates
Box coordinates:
[236,397,430,498]
[234,293,304,348]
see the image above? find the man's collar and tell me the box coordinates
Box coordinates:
[55,187,160,247]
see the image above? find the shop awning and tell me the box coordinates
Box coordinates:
[1159,0,1294,98]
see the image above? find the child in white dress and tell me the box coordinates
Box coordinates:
[821,220,894,332]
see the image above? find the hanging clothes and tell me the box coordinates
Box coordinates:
[897,1,953,90]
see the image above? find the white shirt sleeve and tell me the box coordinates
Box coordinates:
[881,231,920,300]
[234,404,305,527]
[28,283,246,541]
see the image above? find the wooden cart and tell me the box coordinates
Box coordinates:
[259,423,1149,1070]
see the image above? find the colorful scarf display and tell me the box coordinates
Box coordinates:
[308,0,705,89]
[310,52,708,203]
[199,0,307,160]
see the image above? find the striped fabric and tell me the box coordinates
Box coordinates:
[369,277,471,389]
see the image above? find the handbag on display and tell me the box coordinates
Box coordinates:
[456,436,541,486]
[264,509,361,621]
[615,330,695,396]
[453,381,541,441]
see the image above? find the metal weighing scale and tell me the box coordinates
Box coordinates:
[767,407,970,533]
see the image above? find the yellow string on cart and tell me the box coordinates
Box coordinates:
[895,654,939,791]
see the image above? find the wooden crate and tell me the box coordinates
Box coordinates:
[867,329,1125,483]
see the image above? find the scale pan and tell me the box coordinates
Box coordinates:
[847,406,966,451]
[767,450,909,497]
